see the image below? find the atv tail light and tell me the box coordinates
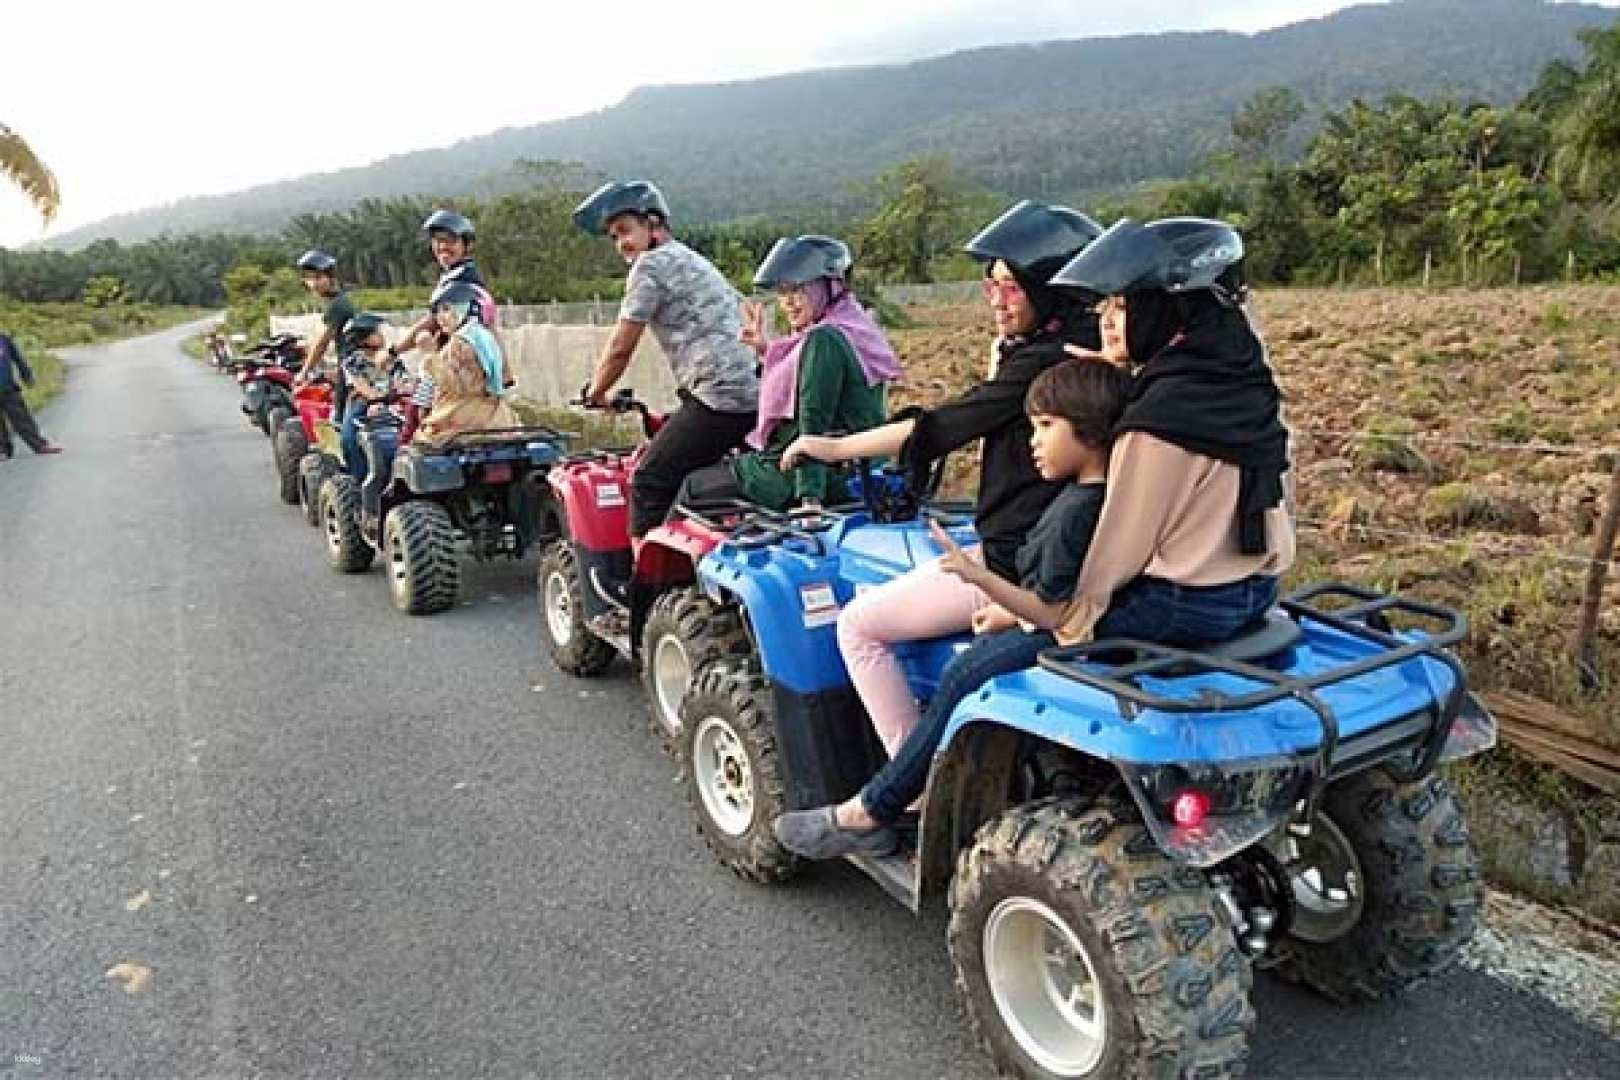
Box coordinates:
[483,464,514,484]
[1170,789,1212,828]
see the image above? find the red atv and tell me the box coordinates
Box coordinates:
[536,390,756,749]
[272,374,336,520]
[234,333,305,436]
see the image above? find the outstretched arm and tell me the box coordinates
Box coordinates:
[585,318,645,406]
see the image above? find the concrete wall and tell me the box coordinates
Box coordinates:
[268,314,679,410]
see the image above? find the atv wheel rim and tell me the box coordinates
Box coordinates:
[984,897,1106,1077]
[386,521,409,602]
[692,716,753,837]
[1281,813,1364,943]
[544,569,574,647]
[651,634,690,740]
[323,498,343,559]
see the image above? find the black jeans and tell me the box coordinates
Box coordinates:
[630,391,753,537]
[0,388,49,454]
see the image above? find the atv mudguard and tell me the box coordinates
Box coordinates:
[395,450,465,496]
[696,512,977,695]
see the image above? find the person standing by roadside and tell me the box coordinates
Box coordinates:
[0,331,64,459]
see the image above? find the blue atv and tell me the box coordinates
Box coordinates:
[674,476,1495,1080]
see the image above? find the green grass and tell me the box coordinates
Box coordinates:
[2,301,207,411]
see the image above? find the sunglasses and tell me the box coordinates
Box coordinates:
[981,277,1025,302]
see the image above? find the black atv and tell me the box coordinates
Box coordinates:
[318,418,569,615]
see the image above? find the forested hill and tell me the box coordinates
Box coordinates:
[48,0,1618,248]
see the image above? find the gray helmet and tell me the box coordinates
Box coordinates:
[296,249,337,274]
[422,209,475,242]
[340,312,386,350]
[752,235,853,289]
[571,180,671,235]
[1049,217,1245,297]
[430,282,483,322]
[963,200,1104,280]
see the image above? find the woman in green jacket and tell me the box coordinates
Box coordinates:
[676,235,900,512]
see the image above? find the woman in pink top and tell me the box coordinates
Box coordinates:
[1047,217,1295,646]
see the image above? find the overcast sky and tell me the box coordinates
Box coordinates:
[1,1,1613,247]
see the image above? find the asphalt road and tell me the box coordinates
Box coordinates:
[1,321,1617,1079]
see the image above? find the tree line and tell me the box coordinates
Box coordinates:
[2,20,1617,311]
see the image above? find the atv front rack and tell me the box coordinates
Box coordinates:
[1037,583,1469,815]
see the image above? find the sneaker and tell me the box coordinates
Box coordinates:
[35,444,63,455]
[773,805,898,860]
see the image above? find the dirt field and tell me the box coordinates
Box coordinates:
[889,285,1620,734]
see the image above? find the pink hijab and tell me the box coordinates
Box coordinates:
[749,279,901,450]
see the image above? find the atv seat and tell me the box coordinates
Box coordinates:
[1168,611,1303,672]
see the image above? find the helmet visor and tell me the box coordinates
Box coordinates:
[1048,219,1177,297]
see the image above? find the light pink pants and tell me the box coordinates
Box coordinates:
[836,551,992,757]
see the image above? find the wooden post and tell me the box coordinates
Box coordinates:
[1575,460,1620,692]
[1375,237,1385,287]
[1514,252,1523,287]
[1336,258,1346,288]
[1423,249,1433,288]
[1568,249,1577,283]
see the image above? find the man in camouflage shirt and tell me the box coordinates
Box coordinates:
[576,180,759,537]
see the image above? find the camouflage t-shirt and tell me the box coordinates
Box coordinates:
[619,241,759,414]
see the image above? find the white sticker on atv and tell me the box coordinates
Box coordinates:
[595,483,625,509]
[800,583,840,629]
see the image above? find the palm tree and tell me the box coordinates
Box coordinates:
[0,123,61,225]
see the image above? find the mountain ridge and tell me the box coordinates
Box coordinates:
[42,0,1617,249]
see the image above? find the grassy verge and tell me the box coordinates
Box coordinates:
[3,301,208,411]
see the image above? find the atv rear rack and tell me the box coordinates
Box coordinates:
[1036,583,1469,814]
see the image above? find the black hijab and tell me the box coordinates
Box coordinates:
[1115,290,1289,555]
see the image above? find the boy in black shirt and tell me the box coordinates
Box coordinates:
[775,358,1132,857]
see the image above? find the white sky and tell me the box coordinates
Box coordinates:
[1,0,1612,247]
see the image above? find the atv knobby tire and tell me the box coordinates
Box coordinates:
[1270,768,1482,1003]
[537,540,616,676]
[299,452,336,528]
[678,663,800,884]
[640,586,751,753]
[948,798,1253,1080]
[384,500,461,615]
[264,404,291,441]
[319,474,374,573]
[274,418,309,505]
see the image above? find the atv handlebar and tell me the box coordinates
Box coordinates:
[570,387,661,440]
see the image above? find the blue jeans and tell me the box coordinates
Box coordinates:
[340,400,370,479]
[359,424,399,524]
[861,627,1056,824]
[1093,574,1280,646]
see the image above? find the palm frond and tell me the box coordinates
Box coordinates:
[0,123,61,225]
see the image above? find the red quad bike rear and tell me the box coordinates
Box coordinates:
[536,389,753,750]
[274,374,334,512]
[234,333,305,437]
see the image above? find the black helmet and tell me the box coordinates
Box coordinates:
[296,249,337,274]
[963,200,1104,280]
[340,312,386,349]
[1050,217,1244,298]
[430,282,484,320]
[422,209,476,242]
[571,180,671,235]
[752,235,853,289]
